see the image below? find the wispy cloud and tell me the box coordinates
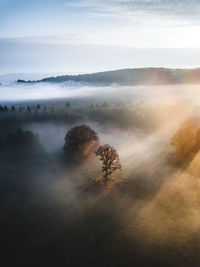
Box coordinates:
[67,0,200,25]
[63,0,200,48]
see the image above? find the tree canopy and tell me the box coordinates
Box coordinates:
[95,144,121,182]
[64,124,99,161]
[171,117,200,158]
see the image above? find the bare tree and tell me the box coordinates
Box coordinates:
[95,144,121,182]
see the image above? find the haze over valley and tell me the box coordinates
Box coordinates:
[2,0,200,266]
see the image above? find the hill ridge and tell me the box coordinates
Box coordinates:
[17,67,200,85]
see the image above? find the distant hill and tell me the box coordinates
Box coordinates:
[17,68,200,85]
[0,73,61,84]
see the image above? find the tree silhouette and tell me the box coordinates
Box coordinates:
[95,144,121,182]
[6,129,39,147]
[65,102,70,108]
[4,129,40,157]
[0,105,8,112]
[64,124,99,161]
[11,105,16,112]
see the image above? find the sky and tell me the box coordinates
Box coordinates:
[1,0,200,74]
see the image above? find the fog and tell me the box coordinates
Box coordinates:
[1,82,200,104]
[1,82,200,266]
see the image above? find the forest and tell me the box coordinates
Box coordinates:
[1,85,200,267]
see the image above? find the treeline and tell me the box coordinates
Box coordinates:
[0,101,161,135]
[0,104,50,113]
[0,102,119,113]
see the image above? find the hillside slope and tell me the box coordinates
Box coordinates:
[17,67,200,85]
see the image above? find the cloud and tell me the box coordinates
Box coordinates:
[67,0,200,26]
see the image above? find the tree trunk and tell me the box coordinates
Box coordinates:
[104,168,109,182]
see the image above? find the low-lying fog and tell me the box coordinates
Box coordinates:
[1,81,200,104]
[1,82,200,266]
